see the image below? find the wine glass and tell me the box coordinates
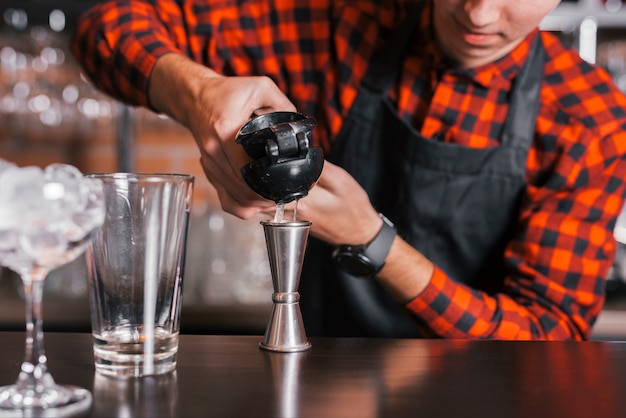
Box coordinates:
[0,159,105,416]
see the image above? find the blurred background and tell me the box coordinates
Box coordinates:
[0,0,273,335]
[1,0,626,338]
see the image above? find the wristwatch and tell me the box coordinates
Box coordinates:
[331,214,397,278]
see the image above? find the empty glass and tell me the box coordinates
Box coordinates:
[85,173,194,378]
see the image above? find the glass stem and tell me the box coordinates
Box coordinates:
[17,270,51,389]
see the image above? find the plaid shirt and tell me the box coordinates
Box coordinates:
[72,0,626,340]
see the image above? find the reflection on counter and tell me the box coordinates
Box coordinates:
[93,371,179,417]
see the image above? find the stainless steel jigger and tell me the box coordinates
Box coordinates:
[235,111,321,352]
[260,220,312,352]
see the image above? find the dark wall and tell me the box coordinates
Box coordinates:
[0,1,101,29]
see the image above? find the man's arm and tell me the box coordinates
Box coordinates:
[149,53,296,218]
[299,142,626,340]
[72,0,297,217]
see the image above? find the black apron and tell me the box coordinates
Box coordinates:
[300,7,546,337]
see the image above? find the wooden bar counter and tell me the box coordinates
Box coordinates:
[1,331,626,417]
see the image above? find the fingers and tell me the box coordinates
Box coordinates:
[293,161,381,245]
[250,76,297,114]
[314,161,355,192]
[191,75,298,217]
[199,154,273,219]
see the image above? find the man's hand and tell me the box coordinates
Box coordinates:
[148,53,296,218]
[280,161,383,246]
[277,161,434,303]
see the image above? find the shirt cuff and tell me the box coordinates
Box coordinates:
[404,266,485,337]
[405,265,449,319]
[120,42,181,109]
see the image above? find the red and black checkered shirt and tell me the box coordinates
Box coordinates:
[72,0,626,340]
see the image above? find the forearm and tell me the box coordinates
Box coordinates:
[406,269,580,340]
[405,107,626,340]
[375,237,434,304]
[374,222,604,341]
[148,53,222,129]
[374,237,585,340]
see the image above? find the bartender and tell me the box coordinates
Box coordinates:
[71,0,626,340]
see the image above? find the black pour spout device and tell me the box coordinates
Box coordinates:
[236,112,324,204]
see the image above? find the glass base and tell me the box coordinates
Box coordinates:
[0,381,92,417]
[95,359,177,379]
[94,351,177,378]
[93,330,179,378]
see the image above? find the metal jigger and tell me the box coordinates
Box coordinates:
[235,111,322,352]
[259,220,312,352]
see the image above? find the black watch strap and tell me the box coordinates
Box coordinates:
[365,214,396,272]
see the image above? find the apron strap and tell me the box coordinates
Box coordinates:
[500,35,545,148]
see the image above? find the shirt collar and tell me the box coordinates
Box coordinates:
[464,30,539,88]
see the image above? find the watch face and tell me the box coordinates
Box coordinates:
[333,251,376,277]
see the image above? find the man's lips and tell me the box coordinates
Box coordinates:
[455,17,497,46]
[463,31,496,45]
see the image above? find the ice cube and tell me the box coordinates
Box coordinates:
[0,246,32,274]
[69,177,105,240]
[0,166,47,230]
[0,161,105,271]
[20,223,67,267]
[44,163,83,214]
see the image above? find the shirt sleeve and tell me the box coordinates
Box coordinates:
[406,119,626,341]
[70,0,191,108]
